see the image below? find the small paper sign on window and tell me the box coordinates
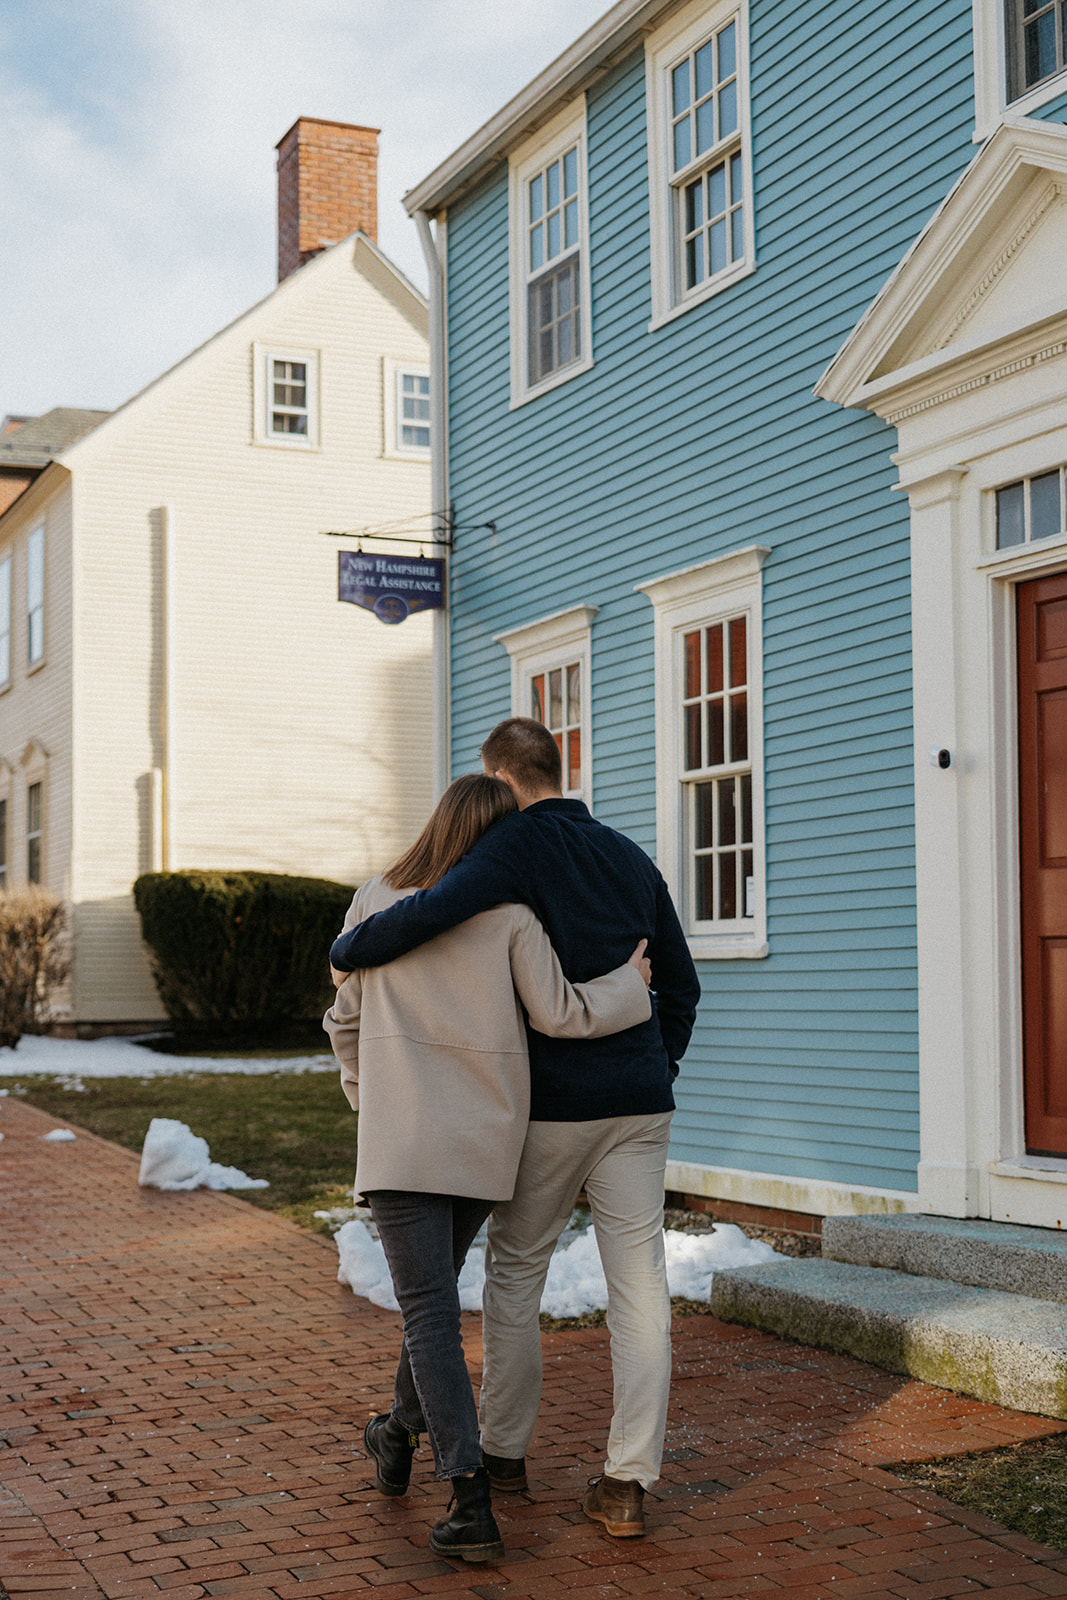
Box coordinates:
[338,552,445,625]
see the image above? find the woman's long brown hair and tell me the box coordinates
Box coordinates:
[383,773,516,890]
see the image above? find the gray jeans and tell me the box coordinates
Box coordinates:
[478,1111,673,1488]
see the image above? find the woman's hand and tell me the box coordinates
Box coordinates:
[627,939,652,988]
[331,964,348,989]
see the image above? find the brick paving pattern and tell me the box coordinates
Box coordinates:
[2,1094,1066,1600]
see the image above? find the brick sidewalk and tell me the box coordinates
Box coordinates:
[2,1095,1066,1600]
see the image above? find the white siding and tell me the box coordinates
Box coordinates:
[61,239,432,1022]
[0,475,77,1016]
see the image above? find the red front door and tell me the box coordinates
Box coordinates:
[1018,572,1067,1156]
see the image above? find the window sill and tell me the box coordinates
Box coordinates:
[381,446,432,464]
[688,935,768,960]
[648,259,756,333]
[27,657,46,677]
[974,72,1067,140]
[509,353,594,411]
[252,436,320,452]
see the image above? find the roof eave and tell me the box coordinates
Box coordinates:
[403,0,682,216]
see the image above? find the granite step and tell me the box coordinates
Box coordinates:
[823,1212,1067,1302]
[710,1257,1067,1419]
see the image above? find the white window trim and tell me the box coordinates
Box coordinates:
[973,0,1067,141]
[637,545,769,958]
[0,758,10,891]
[382,358,432,460]
[26,523,44,672]
[645,0,756,332]
[508,99,594,410]
[18,739,47,889]
[252,343,321,449]
[0,551,11,690]
[493,604,598,805]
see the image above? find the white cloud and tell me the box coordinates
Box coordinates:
[0,0,614,416]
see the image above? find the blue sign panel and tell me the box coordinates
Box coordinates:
[338,552,446,625]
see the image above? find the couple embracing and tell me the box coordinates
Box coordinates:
[325,716,700,1563]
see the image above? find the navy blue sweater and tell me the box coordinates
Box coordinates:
[330,798,701,1122]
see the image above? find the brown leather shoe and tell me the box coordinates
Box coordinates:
[582,1473,645,1537]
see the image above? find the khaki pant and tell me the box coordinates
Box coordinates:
[478,1111,673,1489]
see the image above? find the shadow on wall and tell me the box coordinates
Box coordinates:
[70,894,165,1028]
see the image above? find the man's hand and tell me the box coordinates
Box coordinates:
[627,939,652,988]
[330,964,348,990]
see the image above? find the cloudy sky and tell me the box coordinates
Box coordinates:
[0,0,614,422]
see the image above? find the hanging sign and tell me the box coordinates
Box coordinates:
[338,552,445,625]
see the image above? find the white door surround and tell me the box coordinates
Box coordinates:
[817,116,1067,1228]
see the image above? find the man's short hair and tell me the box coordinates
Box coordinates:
[481,717,563,792]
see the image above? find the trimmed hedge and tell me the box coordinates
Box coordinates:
[133,870,354,1033]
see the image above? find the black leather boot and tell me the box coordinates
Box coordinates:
[363,1413,418,1497]
[482,1449,528,1492]
[429,1467,504,1563]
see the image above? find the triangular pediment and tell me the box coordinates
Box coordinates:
[817,116,1067,407]
[19,738,48,768]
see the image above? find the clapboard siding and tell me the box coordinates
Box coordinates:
[0,240,433,1023]
[441,1,992,1192]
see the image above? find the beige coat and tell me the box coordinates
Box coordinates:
[323,877,652,1202]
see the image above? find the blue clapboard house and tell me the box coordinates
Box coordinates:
[405,0,1067,1232]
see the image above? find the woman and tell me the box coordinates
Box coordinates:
[324,774,651,1565]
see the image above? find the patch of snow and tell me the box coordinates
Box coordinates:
[0,1033,337,1078]
[41,1128,76,1142]
[335,1216,781,1318]
[138,1117,269,1191]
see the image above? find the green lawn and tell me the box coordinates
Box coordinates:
[11,1067,357,1226]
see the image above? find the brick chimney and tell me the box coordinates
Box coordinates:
[276,117,380,282]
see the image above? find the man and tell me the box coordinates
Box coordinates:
[331,717,700,1536]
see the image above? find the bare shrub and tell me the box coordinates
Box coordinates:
[0,888,71,1050]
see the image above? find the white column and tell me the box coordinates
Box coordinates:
[904,466,980,1216]
[416,210,450,800]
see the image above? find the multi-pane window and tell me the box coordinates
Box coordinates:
[0,554,10,686]
[27,526,44,665]
[26,782,41,884]
[682,614,753,924]
[0,797,7,890]
[399,372,431,451]
[526,146,582,387]
[270,359,308,436]
[530,662,582,793]
[1008,0,1066,97]
[670,18,745,294]
[996,465,1067,548]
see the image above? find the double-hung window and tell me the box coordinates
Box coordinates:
[0,553,10,687]
[974,0,1067,133]
[638,545,768,957]
[646,0,754,328]
[494,604,597,804]
[0,796,7,889]
[26,781,42,884]
[1007,0,1067,99]
[27,525,44,667]
[509,103,593,406]
[254,345,320,447]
